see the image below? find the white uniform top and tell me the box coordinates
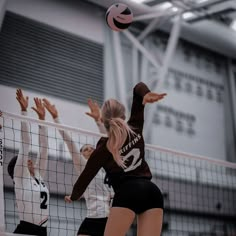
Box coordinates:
[14,111,49,226]
[54,118,113,218]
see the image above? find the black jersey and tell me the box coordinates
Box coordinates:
[71,82,152,201]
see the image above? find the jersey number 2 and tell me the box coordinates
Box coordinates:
[40,192,48,209]
[123,148,142,172]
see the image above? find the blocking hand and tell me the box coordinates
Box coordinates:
[142,92,167,105]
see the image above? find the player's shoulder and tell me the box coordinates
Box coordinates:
[95,137,111,159]
[96,137,108,148]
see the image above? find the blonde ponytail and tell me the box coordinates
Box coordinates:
[107,118,134,168]
[102,99,135,168]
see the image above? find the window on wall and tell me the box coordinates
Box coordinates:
[0,11,104,105]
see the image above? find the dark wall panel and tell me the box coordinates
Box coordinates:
[0,11,104,104]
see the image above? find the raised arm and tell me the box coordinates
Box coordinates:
[14,89,31,179]
[86,99,107,134]
[31,98,48,179]
[128,82,166,130]
[69,146,105,201]
[43,98,86,172]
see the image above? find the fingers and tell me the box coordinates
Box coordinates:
[42,98,54,110]
[64,196,72,203]
[34,97,45,110]
[85,112,94,118]
[16,88,24,100]
[95,101,99,106]
[34,97,42,107]
[142,92,167,105]
[42,99,51,112]
[86,98,101,121]
[16,89,22,100]
[157,93,167,99]
[42,98,51,107]
[87,99,99,109]
[16,89,28,111]
[16,88,22,97]
[87,99,95,110]
[87,98,92,106]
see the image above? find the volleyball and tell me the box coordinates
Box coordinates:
[105,3,133,32]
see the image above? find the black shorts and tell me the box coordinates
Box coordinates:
[14,221,47,236]
[112,178,163,214]
[77,217,108,236]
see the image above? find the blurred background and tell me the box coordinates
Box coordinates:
[0,0,236,235]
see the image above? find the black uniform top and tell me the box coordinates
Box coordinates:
[71,82,152,201]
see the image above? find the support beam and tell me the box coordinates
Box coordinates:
[156,14,182,91]
[228,61,236,131]
[137,17,160,41]
[144,13,183,142]
[113,32,128,110]
[225,59,236,162]
[123,30,162,69]
[133,9,178,22]
[137,6,174,41]
[132,46,139,86]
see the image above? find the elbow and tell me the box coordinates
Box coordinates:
[134,82,150,97]
[134,82,146,91]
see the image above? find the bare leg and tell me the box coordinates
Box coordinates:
[104,207,135,236]
[137,208,163,236]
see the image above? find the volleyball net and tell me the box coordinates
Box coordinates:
[0,112,236,236]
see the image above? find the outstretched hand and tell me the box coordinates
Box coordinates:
[85,99,101,122]
[64,195,72,203]
[142,92,167,105]
[31,98,45,120]
[43,98,58,119]
[16,89,29,111]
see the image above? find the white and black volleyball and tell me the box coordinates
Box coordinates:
[105,3,133,32]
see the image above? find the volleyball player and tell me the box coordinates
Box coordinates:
[67,82,166,236]
[43,98,113,236]
[7,89,49,235]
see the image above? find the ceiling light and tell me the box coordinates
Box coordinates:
[188,0,208,3]
[130,0,148,3]
[182,12,196,20]
[230,20,236,31]
[159,2,173,9]
[156,2,179,12]
[196,0,209,3]
[172,7,179,12]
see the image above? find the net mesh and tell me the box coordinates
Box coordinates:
[1,113,236,236]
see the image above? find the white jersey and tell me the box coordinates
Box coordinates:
[14,112,49,226]
[55,118,113,218]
